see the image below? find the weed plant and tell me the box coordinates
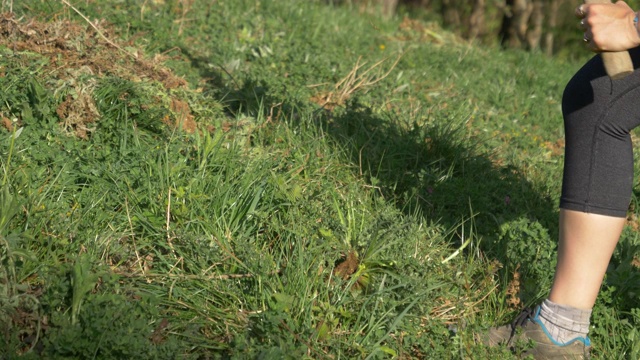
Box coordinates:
[0,0,637,358]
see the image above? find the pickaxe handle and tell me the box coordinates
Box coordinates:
[585,0,634,79]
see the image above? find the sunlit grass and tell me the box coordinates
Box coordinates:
[0,0,638,358]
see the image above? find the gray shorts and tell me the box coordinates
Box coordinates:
[561,47,640,218]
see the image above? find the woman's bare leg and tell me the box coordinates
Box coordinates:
[548,209,625,310]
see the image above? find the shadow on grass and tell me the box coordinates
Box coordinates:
[184,49,561,302]
[317,98,560,303]
[181,55,639,310]
[319,98,640,314]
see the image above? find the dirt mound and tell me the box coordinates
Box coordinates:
[0,12,194,137]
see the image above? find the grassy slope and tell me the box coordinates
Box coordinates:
[1,0,639,358]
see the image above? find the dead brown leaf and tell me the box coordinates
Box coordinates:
[333,251,359,280]
[169,98,196,134]
[1,115,12,132]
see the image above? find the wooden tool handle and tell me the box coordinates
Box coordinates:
[584,0,634,79]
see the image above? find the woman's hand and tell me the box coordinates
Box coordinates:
[576,1,640,52]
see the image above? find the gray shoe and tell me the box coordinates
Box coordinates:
[481,307,591,359]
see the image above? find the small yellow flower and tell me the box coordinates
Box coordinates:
[379,44,385,50]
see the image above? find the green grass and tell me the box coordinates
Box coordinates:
[0,0,639,358]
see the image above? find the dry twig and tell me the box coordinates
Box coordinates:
[116,269,281,281]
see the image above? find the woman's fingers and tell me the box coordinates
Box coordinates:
[575,2,639,52]
[575,4,587,19]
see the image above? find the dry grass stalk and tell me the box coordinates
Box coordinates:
[505,264,521,310]
[428,283,497,324]
[2,0,12,12]
[124,197,145,275]
[311,54,402,110]
[116,269,281,281]
[176,0,194,36]
[60,0,136,59]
